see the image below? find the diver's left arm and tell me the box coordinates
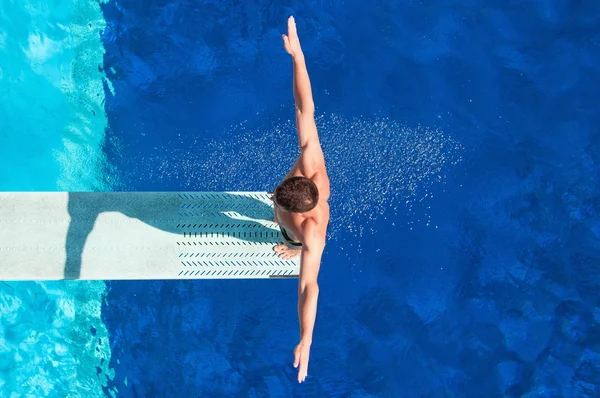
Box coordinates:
[294,221,324,383]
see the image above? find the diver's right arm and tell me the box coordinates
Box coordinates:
[282,16,325,174]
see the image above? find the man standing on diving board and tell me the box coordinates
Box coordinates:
[271,16,330,383]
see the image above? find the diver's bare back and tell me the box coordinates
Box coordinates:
[275,161,330,244]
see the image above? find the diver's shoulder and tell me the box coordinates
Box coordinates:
[311,171,330,199]
[302,217,327,246]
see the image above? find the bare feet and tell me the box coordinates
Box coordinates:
[274,244,301,260]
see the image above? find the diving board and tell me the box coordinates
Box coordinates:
[0,192,299,281]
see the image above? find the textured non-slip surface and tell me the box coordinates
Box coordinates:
[0,192,297,280]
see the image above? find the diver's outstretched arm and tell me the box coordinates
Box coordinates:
[282,16,320,152]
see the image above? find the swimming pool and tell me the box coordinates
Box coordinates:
[1,0,599,396]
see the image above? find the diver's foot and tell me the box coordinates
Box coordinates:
[274,244,301,260]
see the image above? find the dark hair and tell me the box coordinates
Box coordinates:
[274,177,319,213]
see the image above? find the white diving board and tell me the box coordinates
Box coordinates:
[0,192,299,280]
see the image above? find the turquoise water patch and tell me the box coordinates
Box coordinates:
[0,0,116,395]
[0,0,114,191]
[0,281,114,395]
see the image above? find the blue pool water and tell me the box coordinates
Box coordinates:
[1,0,599,396]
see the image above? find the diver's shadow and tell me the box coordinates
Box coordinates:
[64,192,276,279]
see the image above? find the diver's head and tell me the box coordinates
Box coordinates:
[274,176,319,213]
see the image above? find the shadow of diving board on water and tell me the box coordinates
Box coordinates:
[0,192,299,281]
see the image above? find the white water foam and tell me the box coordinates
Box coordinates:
[145,113,463,242]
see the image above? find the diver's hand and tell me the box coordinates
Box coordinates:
[294,339,311,383]
[282,16,303,59]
